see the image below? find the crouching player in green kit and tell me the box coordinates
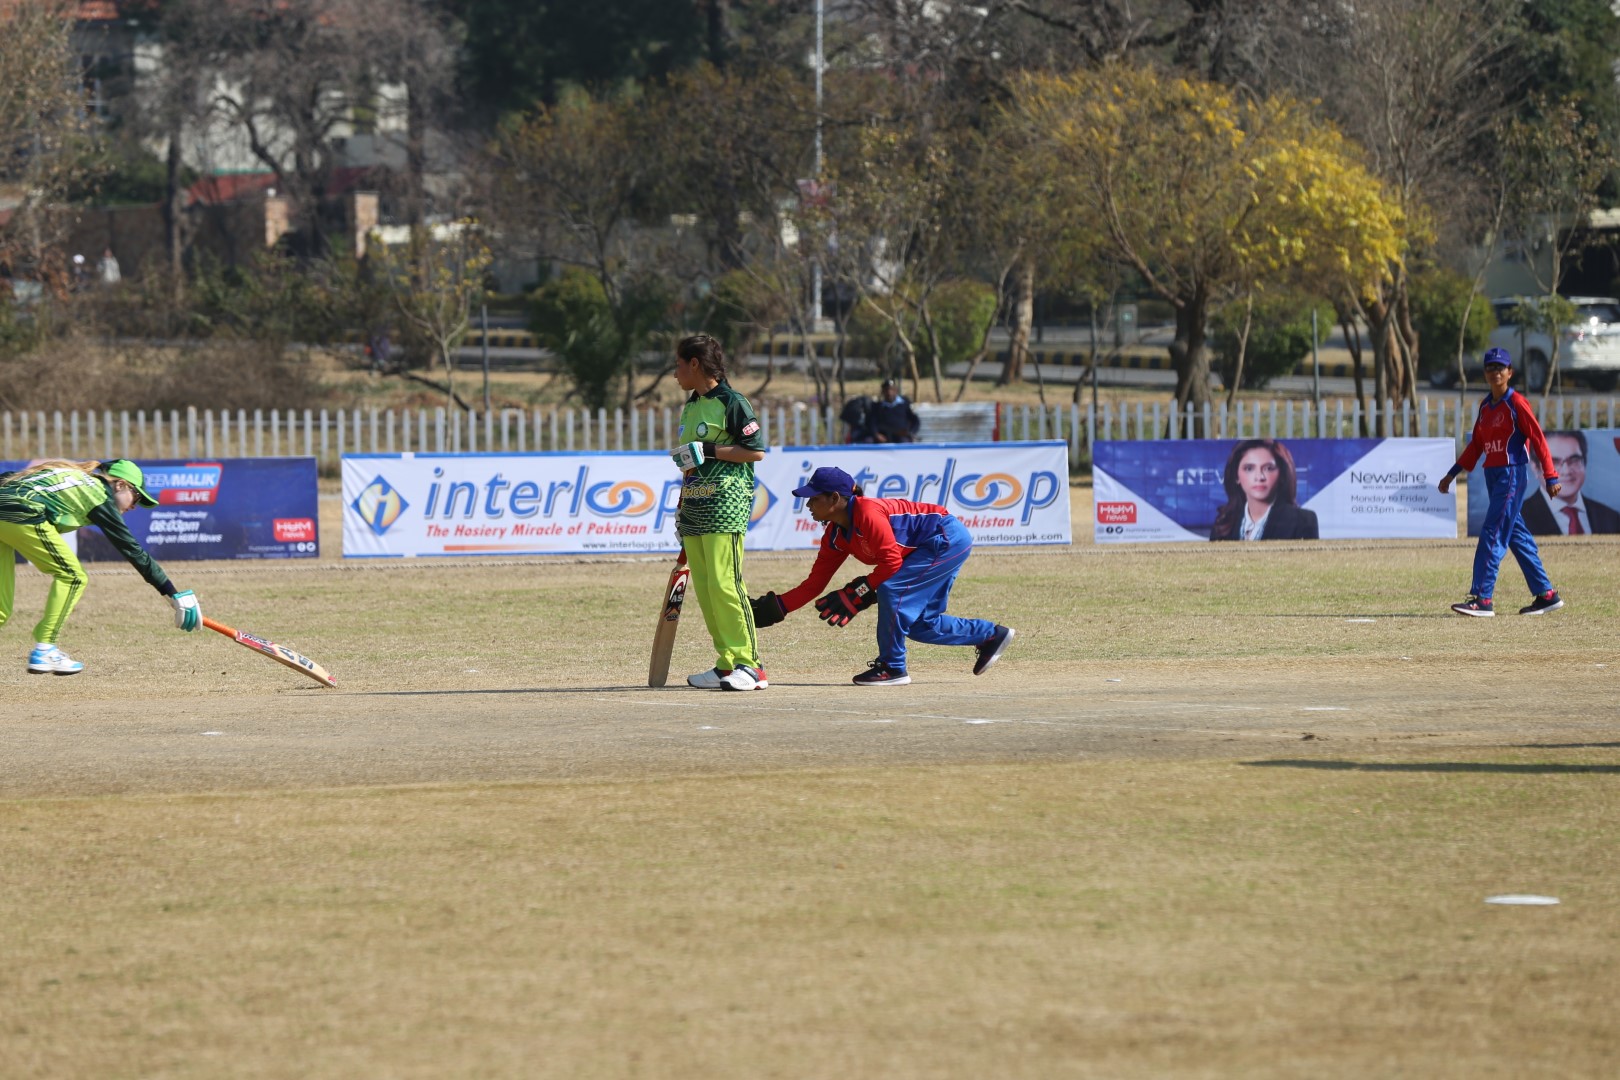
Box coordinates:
[0,459,201,675]
[668,334,768,690]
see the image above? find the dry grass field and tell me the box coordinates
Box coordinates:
[2,486,1618,1078]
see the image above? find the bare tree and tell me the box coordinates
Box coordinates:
[0,0,97,292]
[159,0,460,253]
[1497,95,1620,401]
[1268,0,1520,431]
[373,223,492,410]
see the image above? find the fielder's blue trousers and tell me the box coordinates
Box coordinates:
[874,516,997,672]
[1472,463,1553,600]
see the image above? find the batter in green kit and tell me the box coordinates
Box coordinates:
[668,333,768,691]
[0,458,202,675]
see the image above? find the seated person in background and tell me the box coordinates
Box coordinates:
[1521,430,1620,535]
[839,394,872,444]
[865,378,920,443]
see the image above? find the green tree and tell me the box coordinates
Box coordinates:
[1007,64,1403,420]
[450,0,706,117]
[528,268,668,412]
[1211,294,1334,390]
[1407,265,1495,379]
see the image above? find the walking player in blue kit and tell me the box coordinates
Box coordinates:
[1437,347,1565,617]
[747,466,1015,685]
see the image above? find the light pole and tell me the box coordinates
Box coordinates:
[809,0,824,334]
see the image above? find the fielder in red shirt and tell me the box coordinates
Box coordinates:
[1437,348,1564,617]
[748,466,1015,686]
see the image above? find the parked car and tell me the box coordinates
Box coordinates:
[1435,296,1620,392]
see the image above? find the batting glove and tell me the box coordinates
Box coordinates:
[671,441,717,471]
[750,591,788,628]
[169,589,201,632]
[814,577,877,628]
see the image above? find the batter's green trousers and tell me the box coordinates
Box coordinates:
[0,520,86,645]
[682,531,761,673]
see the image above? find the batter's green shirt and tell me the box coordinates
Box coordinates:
[0,467,173,593]
[676,380,766,536]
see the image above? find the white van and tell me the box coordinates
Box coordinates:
[1488,295,1620,392]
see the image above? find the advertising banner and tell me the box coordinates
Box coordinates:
[1466,428,1620,537]
[2,457,318,562]
[1092,438,1456,543]
[342,443,1071,557]
[76,458,320,561]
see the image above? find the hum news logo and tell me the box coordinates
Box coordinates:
[1097,502,1138,525]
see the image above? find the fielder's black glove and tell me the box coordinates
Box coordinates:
[815,577,877,628]
[750,591,787,628]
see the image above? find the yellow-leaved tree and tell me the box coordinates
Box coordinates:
[1004,64,1404,421]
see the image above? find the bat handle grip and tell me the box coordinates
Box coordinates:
[201,616,238,637]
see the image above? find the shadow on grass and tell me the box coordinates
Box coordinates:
[354,684,851,696]
[1188,613,1452,620]
[1244,759,1620,775]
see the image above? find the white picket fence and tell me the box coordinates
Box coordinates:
[2,396,1615,471]
[1082,394,1620,452]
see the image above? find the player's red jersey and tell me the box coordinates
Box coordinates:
[1454,388,1558,478]
[778,497,952,611]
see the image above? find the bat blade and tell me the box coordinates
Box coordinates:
[202,617,337,687]
[647,554,690,688]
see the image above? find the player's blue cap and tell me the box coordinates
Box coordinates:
[792,466,855,499]
[1483,346,1512,370]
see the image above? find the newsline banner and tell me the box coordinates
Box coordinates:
[341,442,1072,558]
[1467,428,1620,537]
[1092,438,1457,543]
[1,457,320,561]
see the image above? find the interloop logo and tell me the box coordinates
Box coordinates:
[586,480,656,516]
[953,472,1023,511]
[353,476,408,536]
[750,482,777,525]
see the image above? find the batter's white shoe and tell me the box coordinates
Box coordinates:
[28,645,84,675]
[720,664,767,690]
[687,667,727,689]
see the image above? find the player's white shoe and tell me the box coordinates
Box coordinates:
[720,664,767,691]
[687,667,727,689]
[28,645,84,676]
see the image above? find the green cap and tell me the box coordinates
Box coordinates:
[102,459,159,508]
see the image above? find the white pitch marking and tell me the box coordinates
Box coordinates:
[698,725,716,730]
[1345,618,1375,623]
[1301,707,1349,712]
[1485,895,1559,906]
[964,719,1010,725]
[200,731,224,736]
[1106,678,1122,683]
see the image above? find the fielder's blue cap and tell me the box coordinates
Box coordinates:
[1483,346,1513,370]
[792,466,855,499]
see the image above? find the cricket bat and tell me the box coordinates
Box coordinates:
[647,550,690,688]
[202,616,337,688]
